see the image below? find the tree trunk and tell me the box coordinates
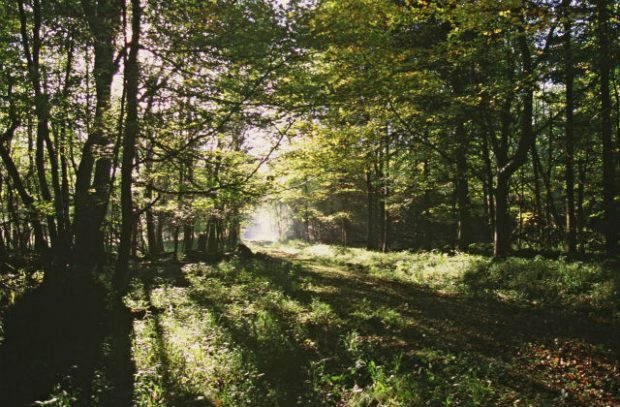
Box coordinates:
[173,225,180,257]
[381,133,390,252]
[115,0,141,294]
[17,0,61,261]
[365,168,376,250]
[73,0,122,275]
[596,0,617,256]
[455,121,470,250]
[576,152,587,254]
[492,29,535,257]
[481,129,495,241]
[183,221,194,253]
[0,226,7,264]
[375,150,385,251]
[156,213,165,254]
[531,144,544,245]
[0,116,48,256]
[206,217,218,255]
[494,173,511,257]
[145,189,157,257]
[563,0,577,254]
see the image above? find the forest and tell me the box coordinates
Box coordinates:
[0,0,619,406]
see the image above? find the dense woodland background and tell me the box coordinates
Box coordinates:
[2,0,620,274]
[1,0,620,405]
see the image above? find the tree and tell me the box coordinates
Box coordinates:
[115,0,142,294]
[596,0,617,256]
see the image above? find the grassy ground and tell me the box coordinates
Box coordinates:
[124,242,620,407]
[3,242,620,406]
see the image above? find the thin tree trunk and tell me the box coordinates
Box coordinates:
[382,133,390,252]
[0,88,48,257]
[481,129,495,241]
[531,144,544,245]
[563,0,577,254]
[494,172,511,257]
[455,121,470,250]
[156,213,165,254]
[17,0,60,255]
[365,168,375,250]
[576,152,587,254]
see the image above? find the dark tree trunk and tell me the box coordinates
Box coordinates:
[494,173,511,257]
[173,226,180,257]
[481,129,495,241]
[365,168,376,250]
[131,215,140,259]
[228,207,240,249]
[0,223,7,264]
[183,222,194,253]
[145,173,158,257]
[73,0,122,275]
[382,134,390,252]
[596,0,617,256]
[455,121,470,250]
[563,0,577,254]
[531,144,544,244]
[375,152,385,251]
[206,217,218,255]
[115,0,141,294]
[576,152,587,254]
[493,31,535,258]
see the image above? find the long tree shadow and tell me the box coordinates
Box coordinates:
[188,251,620,406]
[185,268,314,406]
[139,264,216,407]
[0,275,136,407]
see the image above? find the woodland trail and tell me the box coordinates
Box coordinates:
[128,246,620,406]
[3,246,618,406]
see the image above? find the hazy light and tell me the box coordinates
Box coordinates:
[242,205,280,242]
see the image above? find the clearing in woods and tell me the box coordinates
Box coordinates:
[120,242,620,407]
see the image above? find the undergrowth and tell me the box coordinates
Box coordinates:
[4,242,618,406]
[268,241,620,319]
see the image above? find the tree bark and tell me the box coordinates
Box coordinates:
[596,0,617,256]
[73,0,122,274]
[493,30,535,257]
[115,0,141,294]
[494,172,511,257]
[531,144,544,245]
[455,121,470,250]
[563,0,577,254]
[365,167,376,250]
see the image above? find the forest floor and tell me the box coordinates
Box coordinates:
[2,242,620,406]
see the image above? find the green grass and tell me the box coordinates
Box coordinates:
[9,242,620,406]
[123,243,620,406]
[269,241,620,318]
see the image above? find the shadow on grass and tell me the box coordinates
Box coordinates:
[0,276,135,407]
[139,265,216,407]
[183,251,619,406]
[186,274,314,406]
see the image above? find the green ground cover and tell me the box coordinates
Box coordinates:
[125,243,620,406]
[5,242,618,406]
